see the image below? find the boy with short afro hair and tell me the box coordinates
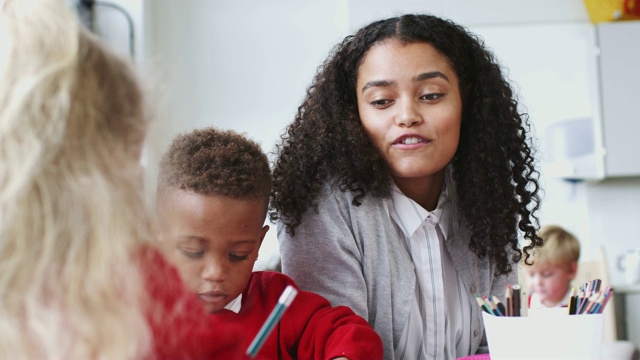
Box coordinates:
[157,127,271,201]
[523,225,581,308]
[156,127,383,360]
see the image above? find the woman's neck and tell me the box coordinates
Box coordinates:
[392,171,445,211]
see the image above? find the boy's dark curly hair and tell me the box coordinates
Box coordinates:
[158,127,271,206]
[269,14,542,275]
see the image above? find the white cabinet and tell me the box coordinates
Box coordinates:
[471,21,640,180]
[597,21,640,177]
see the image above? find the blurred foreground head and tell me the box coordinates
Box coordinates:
[0,0,154,358]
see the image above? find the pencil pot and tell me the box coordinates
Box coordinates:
[482,308,604,359]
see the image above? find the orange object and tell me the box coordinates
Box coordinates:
[584,0,640,23]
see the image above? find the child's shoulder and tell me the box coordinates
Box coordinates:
[248,271,298,293]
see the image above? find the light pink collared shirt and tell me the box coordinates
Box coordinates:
[389,180,473,360]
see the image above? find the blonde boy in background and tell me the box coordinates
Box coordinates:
[523,225,581,308]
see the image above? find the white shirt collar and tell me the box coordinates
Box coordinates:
[390,178,451,239]
[223,294,242,313]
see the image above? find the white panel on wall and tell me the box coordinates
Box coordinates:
[472,20,640,181]
[597,21,640,177]
[470,23,601,172]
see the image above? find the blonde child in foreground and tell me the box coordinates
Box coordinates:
[0,0,243,358]
[523,225,580,308]
[156,127,383,360]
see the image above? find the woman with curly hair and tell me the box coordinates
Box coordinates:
[270,14,542,359]
[0,0,241,358]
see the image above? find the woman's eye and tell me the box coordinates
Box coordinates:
[229,253,249,262]
[370,99,393,108]
[420,93,443,101]
[179,248,204,259]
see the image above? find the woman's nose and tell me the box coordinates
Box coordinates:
[395,98,423,127]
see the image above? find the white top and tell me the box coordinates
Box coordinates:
[224,294,242,313]
[389,182,472,360]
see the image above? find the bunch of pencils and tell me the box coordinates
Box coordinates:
[475,284,527,317]
[568,278,613,315]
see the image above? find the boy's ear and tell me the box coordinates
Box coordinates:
[568,261,578,280]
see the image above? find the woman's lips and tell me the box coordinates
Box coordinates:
[393,134,431,149]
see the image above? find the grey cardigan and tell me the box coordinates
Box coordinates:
[278,180,517,359]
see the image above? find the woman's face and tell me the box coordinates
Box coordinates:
[356,40,462,188]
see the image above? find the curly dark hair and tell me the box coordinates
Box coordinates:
[158,127,271,205]
[269,14,542,275]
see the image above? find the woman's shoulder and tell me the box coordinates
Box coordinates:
[316,180,387,210]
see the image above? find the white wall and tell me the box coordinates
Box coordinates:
[346,0,588,29]
[136,0,640,280]
[144,1,349,155]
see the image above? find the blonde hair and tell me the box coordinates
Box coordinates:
[529,225,581,267]
[0,0,153,358]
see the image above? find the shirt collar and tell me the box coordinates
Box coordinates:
[223,294,242,313]
[389,180,450,239]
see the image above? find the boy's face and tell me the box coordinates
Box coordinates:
[157,188,268,313]
[524,261,577,307]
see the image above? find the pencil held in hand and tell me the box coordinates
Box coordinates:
[246,285,298,358]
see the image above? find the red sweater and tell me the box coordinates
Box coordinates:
[211,271,383,360]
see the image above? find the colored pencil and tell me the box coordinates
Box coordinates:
[246,285,298,358]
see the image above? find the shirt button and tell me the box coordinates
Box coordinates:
[470,285,476,293]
